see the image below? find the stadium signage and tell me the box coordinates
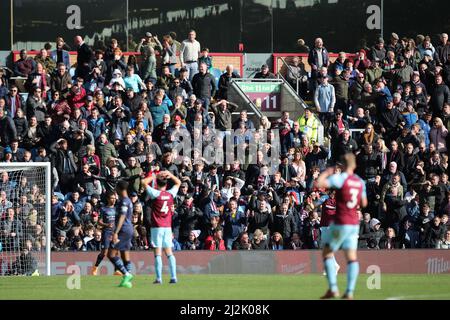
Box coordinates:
[49,251,450,275]
[427,258,450,274]
[237,82,282,111]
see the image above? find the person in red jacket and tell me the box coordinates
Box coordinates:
[68,78,87,110]
[204,227,226,251]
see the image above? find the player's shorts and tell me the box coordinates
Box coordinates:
[115,227,133,251]
[101,230,114,250]
[320,226,330,248]
[150,227,173,248]
[321,224,359,252]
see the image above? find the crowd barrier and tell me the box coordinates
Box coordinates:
[12,51,362,77]
[50,250,450,275]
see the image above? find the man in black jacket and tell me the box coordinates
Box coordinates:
[0,107,17,147]
[379,100,406,143]
[192,62,216,111]
[50,138,78,194]
[74,35,93,81]
[430,75,450,117]
[176,194,203,243]
[356,144,382,181]
[385,187,408,234]
[272,203,297,245]
[217,64,241,100]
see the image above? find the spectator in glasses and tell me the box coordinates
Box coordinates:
[5,85,24,118]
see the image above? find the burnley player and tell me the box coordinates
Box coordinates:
[316,154,368,299]
[141,171,181,284]
[92,192,118,275]
[109,180,134,288]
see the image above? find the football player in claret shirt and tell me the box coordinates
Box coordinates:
[92,191,118,275]
[141,170,181,284]
[110,180,135,288]
[316,154,368,299]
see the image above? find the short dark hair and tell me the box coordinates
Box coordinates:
[156,178,168,188]
[116,180,129,192]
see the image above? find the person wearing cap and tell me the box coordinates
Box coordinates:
[386,32,402,56]
[365,56,383,85]
[353,49,371,73]
[52,229,69,252]
[370,37,386,63]
[314,74,335,127]
[182,230,201,250]
[393,55,414,89]
[420,49,437,73]
[254,64,276,79]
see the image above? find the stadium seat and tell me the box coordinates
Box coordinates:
[209,68,223,88]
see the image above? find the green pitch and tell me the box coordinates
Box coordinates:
[0,274,449,300]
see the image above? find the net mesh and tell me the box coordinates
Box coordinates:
[0,166,47,276]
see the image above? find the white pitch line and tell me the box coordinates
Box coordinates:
[386,293,450,300]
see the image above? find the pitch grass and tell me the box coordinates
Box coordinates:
[0,274,449,300]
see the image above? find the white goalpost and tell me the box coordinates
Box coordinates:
[0,162,51,276]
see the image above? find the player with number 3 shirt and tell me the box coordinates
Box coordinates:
[316,153,368,300]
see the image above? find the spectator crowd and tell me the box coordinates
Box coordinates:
[0,29,449,261]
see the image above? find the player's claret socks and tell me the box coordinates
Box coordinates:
[324,258,338,293]
[155,255,163,283]
[345,260,359,297]
[109,256,129,276]
[168,255,177,282]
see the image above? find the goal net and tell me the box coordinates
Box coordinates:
[0,163,51,276]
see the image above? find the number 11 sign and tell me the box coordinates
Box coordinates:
[237,82,282,112]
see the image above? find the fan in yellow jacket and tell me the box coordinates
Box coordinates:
[297,108,321,144]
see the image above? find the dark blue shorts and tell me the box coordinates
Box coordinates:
[115,228,133,251]
[101,231,114,250]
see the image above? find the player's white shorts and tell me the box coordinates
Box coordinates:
[321,224,359,252]
[151,227,173,248]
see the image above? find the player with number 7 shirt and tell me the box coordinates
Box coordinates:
[141,171,181,284]
[316,153,368,300]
